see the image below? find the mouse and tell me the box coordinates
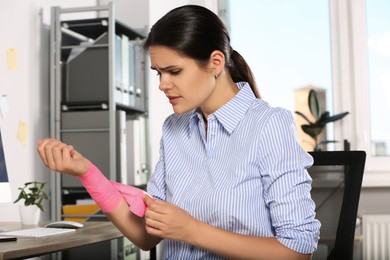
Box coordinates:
[45,220,84,229]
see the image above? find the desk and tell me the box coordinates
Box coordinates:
[0,222,123,260]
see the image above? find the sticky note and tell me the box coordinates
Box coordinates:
[17,120,28,145]
[7,48,18,70]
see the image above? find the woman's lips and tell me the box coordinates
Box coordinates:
[168,96,180,105]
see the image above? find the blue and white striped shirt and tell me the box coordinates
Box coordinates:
[147,82,321,259]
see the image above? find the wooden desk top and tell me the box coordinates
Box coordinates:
[0,221,123,260]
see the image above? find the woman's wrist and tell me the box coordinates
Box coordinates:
[76,162,122,212]
[76,160,93,177]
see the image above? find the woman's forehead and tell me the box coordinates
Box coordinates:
[149,46,189,67]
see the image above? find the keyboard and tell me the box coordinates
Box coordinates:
[0,227,76,238]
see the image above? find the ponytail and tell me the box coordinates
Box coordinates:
[228,49,260,98]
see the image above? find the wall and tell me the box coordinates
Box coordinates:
[358,188,390,215]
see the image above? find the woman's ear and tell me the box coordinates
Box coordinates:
[209,50,225,77]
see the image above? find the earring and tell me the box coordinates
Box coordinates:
[214,74,219,79]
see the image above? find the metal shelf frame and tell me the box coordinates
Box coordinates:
[49,3,148,259]
[50,1,118,224]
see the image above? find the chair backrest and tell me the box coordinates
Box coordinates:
[308,151,366,260]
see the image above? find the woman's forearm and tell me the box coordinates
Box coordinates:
[105,198,162,251]
[187,220,311,260]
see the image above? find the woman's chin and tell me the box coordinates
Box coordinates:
[172,106,192,115]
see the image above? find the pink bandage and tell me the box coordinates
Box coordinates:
[110,182,148,217]
[76,161,122,213]
[77,161,148,217]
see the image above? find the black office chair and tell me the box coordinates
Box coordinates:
[308,151,366,260]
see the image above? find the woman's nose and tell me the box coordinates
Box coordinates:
[159,75,172,91]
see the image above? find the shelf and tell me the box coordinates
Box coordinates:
[61,101,148,114]
[59,17,147,113]
[61,18,145,41]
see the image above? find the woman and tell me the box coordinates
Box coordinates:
[38,5,320,259]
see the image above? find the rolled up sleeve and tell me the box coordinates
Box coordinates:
[259,108,321,254]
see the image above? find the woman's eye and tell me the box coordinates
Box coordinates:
[170,70,180,75]
[155,70,180,78]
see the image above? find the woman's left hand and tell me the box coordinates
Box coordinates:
[143,195,198,243]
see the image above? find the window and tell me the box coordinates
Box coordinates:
[226,0,333,152]
[365,0,390,156]
[221,0,390,186]
[345,0,390,185]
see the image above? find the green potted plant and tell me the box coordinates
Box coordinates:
[295,89,349,151]
[14,181,50,225]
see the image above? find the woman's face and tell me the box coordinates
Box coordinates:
[149,46,217,115]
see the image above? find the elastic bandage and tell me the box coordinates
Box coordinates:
[77,161,147,217]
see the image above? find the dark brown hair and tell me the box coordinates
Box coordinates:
[143,5,260,98]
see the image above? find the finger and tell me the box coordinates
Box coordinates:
[143,194,155,206]
[60,145,73,165]
[37,138,53,166]
[52,143,72,169]
[42,139,58,169]
[144,199,165,220]
[145,212,165,230]
[37,146,47,166]
[145,198,169,216]
[145,224,164,237]
[45,140,64,170]
[68,145,76,157]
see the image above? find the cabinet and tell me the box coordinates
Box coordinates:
[50,3,149,260]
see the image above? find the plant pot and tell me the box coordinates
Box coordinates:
[19,205,41,225]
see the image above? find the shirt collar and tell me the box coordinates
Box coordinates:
[188,82,256,135]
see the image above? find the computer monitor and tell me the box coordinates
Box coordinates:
[0,130,12,203]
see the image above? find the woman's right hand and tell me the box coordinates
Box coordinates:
[37,138,89,177]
